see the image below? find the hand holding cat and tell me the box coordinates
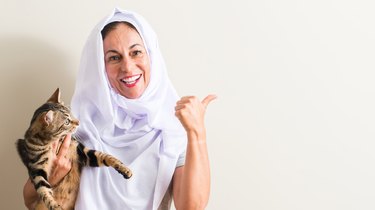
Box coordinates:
[50,134,72,186]
[175,95,217,136]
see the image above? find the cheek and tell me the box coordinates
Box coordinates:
[145,71,151,86]
[142,66,151,87]
[105,66,119,89]
[142,59,151,86]
[105,66,117,80]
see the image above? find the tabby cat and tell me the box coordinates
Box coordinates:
[16,88,132,210]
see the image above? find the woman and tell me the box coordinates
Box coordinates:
[23,8,215,210]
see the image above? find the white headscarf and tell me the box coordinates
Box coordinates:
[71,8,186,210]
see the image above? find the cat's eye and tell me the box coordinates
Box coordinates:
[65,119,71,125]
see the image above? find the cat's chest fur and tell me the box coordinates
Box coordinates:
[34,139,81,210]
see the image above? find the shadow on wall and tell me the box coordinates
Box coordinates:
[0,36,76,208]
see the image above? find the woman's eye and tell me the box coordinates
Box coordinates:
[109,56,120,61]
[131,50,143,57]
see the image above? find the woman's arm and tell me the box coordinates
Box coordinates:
[23,178,38,210]
[173,95,216,210]
[22,134,72,209]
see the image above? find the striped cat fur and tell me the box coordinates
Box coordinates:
[16,88,132,210]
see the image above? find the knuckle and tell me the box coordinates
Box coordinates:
[64,164,72,170]
[53,158,59,164]
[57,160,64,166]
[57,158,67,166]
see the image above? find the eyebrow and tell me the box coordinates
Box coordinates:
[105,49,119,55]
[105,43,143,55]
[129,43,143,49]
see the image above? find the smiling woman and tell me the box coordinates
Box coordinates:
[102,22,151,99]
[22,8,215,210]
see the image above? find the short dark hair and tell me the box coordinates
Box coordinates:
[101,21,137,40]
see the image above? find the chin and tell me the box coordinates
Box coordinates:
[124,92,140,99]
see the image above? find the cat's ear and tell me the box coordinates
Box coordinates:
[47,88,61,104]
[42,110,54,126]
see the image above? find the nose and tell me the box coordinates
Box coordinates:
[121,59,134,73]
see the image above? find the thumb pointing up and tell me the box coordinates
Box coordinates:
[202,94,217,109]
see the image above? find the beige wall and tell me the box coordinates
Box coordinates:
[1,0,375,209]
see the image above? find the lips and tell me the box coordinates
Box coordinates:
[120,74,142,87]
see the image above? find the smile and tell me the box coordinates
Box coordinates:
[120,74,142,87]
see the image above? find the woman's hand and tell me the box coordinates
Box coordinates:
[173,95,216,209]
[23,134,72,209]
[49,133,72,186]
[175,95,217,135]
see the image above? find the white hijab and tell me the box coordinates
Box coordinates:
[71,8,186,210]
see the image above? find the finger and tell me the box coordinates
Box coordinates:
[175,103,188,111]
[180,96,193,100]
[176,96,193,105]
[57,133,71,158]
[51,141,58,153]
[202,94,217,108]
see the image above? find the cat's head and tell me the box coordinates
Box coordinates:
[27,88,79,143]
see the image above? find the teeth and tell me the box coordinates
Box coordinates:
[121,75,141,84]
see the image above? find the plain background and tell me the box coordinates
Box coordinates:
[1,0,375,209]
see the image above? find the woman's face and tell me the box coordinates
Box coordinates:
[103,23,150,99]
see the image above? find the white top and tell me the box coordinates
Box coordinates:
[71,7,186,210]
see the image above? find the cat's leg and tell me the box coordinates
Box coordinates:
[30,169,62,210]
[76,142,132,179]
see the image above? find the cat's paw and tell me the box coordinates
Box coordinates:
[50,204,63,210]
[117,165,132,179]
[122,170,132,179]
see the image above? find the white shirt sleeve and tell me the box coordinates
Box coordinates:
[176,149,186,167]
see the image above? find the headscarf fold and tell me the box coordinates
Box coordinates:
[71,7,186,210]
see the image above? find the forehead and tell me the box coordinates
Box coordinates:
[103,24,143,47]
[30,103,68,124]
